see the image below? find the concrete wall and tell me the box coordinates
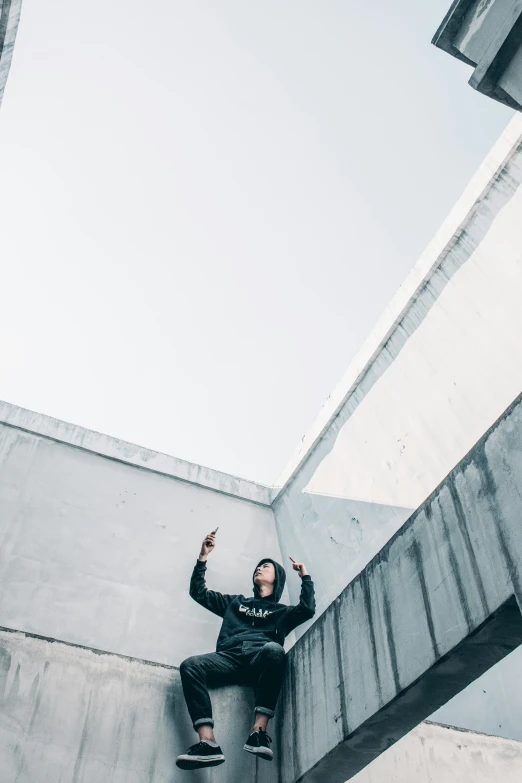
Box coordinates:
[0,619,517,783]
[272,114,522,738]
[3,9,522,780]
[433,642,522,740]
[273,113,522,620]
[352,721,522,783]
[0,627,278,783]
[0,0,22,107]
[0,400,272,505]
[280,390,522,782]
[0,405,282,667]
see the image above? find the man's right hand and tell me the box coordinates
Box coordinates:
[198,529,217,561]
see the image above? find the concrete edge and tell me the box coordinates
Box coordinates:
[431,0,477,65]
[0,623,181,671]
[292,592,522,782]
[424,718,522,742]
[0,0,23,107]
[270,112,522,504]
[0,400,272,507]
[468,2,522,89]
[291,387,522,667]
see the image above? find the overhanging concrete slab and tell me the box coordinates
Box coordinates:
[433,0,522,110]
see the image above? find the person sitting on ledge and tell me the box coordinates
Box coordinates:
[176,527,316,771]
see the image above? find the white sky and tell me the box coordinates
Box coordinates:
[0,0,513,485]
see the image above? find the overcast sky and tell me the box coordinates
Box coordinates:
[0,1,513,485]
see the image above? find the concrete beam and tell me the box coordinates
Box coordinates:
[280,390,522,782]
[433,0,522,110]
[0,0,22,107]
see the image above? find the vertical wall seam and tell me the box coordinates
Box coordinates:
[332,598,350,738]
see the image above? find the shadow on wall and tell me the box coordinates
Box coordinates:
[430,641,522,741]
[282,490,412,630]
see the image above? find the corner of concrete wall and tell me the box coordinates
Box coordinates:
[0,406,280,666]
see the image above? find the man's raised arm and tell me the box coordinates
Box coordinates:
[189,529,237,618]
[282,556,316,634]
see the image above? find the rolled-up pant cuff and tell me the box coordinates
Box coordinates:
[193,717,214,730]
[254,706,275,718]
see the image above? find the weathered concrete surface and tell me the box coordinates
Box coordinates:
[0,416,282,667]
[280,391,522,783]
[273,114,522,625]
[273,113,522,504]
[432,643,522,738]
[1,624,518,783]
[352,720,522,782]
[433,0,522,110]
[0,401,272,505]
[0,627,278,783]
[272,115,522,740]
[0,0,22,107]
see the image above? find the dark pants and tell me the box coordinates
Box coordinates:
[179,640,286,731]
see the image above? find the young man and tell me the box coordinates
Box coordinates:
[176,528,316,770]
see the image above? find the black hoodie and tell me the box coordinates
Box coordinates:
[189,557,316,651]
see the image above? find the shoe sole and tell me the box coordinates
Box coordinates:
[243,744,273,761]
[176,755,225,770]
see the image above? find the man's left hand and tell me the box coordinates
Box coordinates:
[289,556,309,578]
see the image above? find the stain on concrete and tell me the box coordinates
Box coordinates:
[282,393,522,783]
[0,628,279,783]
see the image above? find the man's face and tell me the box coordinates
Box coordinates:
[254,561,276,590]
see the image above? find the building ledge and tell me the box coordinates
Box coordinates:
[0,399,272,506]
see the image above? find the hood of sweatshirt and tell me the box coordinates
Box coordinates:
[252,558,286,603]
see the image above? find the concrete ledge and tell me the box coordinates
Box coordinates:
[0,623,181,672]
[296,598,522,782]
[432,0,476,65]
[281,389,522,782]
[0,400,272,506]
[432,0,522,110]
[468,2,522,108]
[272,113,522,502]
[0,626,279,783]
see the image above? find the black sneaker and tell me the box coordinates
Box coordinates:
[176,740,225,770]
[243,728,273,761]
